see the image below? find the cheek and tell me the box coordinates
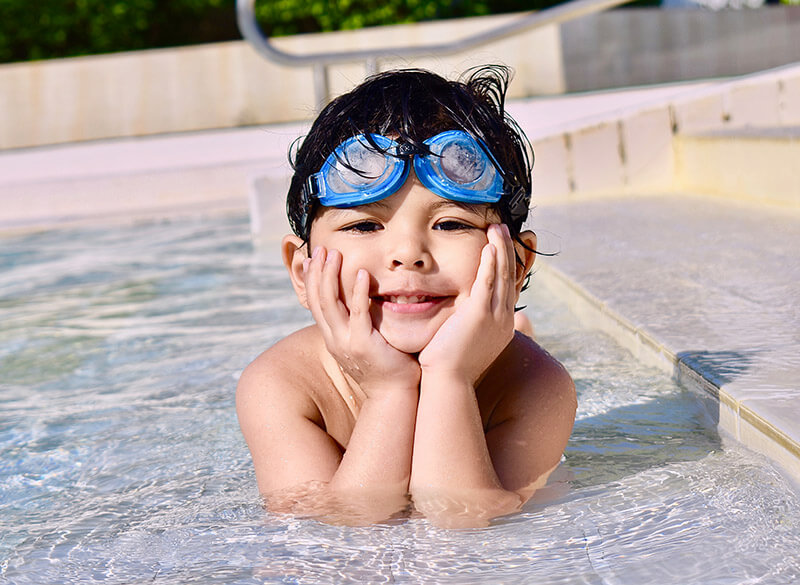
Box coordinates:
[450,240,486,282]
[337,250,373,300]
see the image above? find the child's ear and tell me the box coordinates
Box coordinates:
[281,234,310,309]
[513,230,538,294]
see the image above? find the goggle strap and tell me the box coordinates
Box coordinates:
[508,186,530,221]
[304,174,321,197]
[298,175,322,238]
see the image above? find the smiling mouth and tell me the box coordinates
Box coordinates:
[376,294,441,304]
[371,293,452,315]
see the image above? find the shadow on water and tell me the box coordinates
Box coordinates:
[563,393,723,491]
[562,350,761,494]
[676,348,762,388]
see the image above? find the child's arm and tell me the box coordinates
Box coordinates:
[303,248,420,497]
[238,247,420,524]
[410,225,575,527]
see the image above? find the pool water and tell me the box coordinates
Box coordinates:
[1,216,799,584]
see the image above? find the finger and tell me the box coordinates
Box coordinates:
[304,247,334,339]
[502,224,519,312]
[471,240,496,309]
[318,248,349,332]
[349,268,374,343]
[489,223,515,312]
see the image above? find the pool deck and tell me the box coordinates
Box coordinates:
[531,194,800,483]
[0,122,303,233]
[1,78,799,485]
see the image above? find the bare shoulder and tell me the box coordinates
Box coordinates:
[236,326,325,427]
[481,332,577,497]
[236,326,350,494]
[486,331,576,415]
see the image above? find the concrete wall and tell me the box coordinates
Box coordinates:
[0,13,564,150]
[4,7,799,151]
[562,7,800,92]
[525,62,800,203]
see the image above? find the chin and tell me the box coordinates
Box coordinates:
[380,328,434,355]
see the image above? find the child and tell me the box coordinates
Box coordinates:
[237,66,576,527]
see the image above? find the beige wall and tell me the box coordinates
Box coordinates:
[0,13,564,150]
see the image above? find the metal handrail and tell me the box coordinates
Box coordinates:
[236,0,634,106]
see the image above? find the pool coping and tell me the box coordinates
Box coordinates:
[536,259,800,485]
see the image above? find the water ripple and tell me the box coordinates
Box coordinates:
[1,216,799,585]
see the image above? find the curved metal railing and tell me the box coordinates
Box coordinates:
[236,0,634,106]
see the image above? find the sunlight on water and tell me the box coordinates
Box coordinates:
[1,216,799,584]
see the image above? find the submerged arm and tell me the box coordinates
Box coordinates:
[410,225,576,527]
[410,369,522,526]
[410,336,576,527]
[236,343,418,525]
[238,246,422,525]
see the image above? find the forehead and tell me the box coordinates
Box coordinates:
[306,187,503,246]
[318,187,499,220]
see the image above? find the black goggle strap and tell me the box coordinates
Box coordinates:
[298,175,320,239]
[472,139,529,222]
[507,185,531,222]
[473,140,530,222]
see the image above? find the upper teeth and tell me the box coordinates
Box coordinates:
[387,295,429,304]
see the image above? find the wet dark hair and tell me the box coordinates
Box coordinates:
[286,65,534,243]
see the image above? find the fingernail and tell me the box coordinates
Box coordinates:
[302,258,310,273]
[312,246,321,259]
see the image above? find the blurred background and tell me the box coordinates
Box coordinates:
[2,0,797,64]
[2,0,799,151]
[3,1,654,64]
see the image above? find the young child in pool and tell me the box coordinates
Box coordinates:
[237,66,576,527]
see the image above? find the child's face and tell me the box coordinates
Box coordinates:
[307,174,501,354]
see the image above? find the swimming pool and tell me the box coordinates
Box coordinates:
[2,215,799,584]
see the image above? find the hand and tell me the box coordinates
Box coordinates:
[304,246,421,395]
[418,224,517,384]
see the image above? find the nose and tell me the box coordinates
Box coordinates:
[386,233,432,271]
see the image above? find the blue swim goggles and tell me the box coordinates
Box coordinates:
[299,130,528,235]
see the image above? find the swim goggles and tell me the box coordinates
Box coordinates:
[299,130,529,235]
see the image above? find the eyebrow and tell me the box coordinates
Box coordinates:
[428,199,489,215]
[326,198,490,217]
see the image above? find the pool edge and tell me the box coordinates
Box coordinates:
[535,261,800,484]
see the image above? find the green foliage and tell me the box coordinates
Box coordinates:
[0,0,572,64]
[0,0,238,63]
[255,1,558,37]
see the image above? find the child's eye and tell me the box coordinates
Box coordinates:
[343,220,382,233]
[434,220,476,231]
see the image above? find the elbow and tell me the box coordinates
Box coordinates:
[410,485,523,528]
[264,480,413,526]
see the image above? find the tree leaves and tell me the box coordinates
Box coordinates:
[0,0,551,64]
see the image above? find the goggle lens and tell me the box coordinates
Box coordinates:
[434,137,487,185]
[304,131,506,209]
[329,139,393,191]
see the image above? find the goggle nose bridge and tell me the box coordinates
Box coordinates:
[393,141,429,159]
